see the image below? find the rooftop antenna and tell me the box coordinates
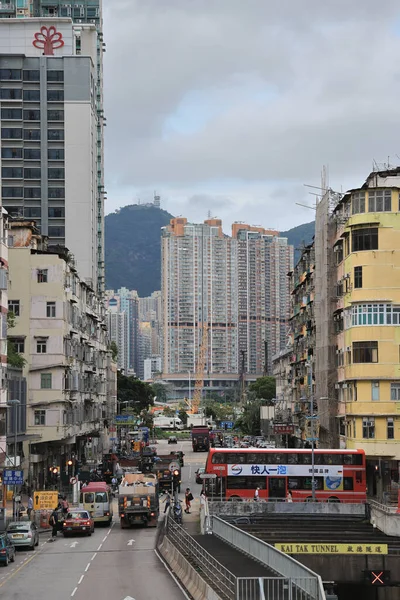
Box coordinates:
[207,209,211,218]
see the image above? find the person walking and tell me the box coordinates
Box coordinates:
[286,490,293,503]
[61,496,69,517]
[254,487,260,502]
[49,509,59,540]
[163,491,172,513]
[27,495,33,520]
[184,488,193,514]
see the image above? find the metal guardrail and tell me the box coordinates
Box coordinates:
[212,516,326,600]
[166,515,236,599]
[369,499,398,515]
[237,576,320,600]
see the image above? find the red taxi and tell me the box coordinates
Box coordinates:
[62,510,95,536]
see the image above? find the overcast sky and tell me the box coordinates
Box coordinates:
[103,0,400,232]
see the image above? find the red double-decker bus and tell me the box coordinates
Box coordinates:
[204,448,366,503]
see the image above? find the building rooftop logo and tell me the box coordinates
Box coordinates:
[33,26,64,56]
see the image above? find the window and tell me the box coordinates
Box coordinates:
[47,70,64,82]
[23,110,40,121]
[9,337,24,353]
[34,410,46,426]
[24,149,41,160]
[48,226,65,238]
[354,266,362,289]
[24,187,41,199]
[24,129,40,141]
[353,341,378,363]
[48,207,64,218]
[48,188,65,198]
[334,242,343,264]
[362,417,375,439]
[37,269,48,283]
[1,128,22,139]
[0,69,21,80]
[48,149,64,160]
[2,167,22,178]
[1,108,22,120]
[40,373,52,389]
[48,129,64,141]
[371,381,380,401]
[352,228,378,252]
[8,299,20,316]
[368,190,391,212]
[23,70,40,81]
[387,418,394,440]
[1,148,22,159]
[0,88,22,100]
[47,89,64,102]
[2,187,22,198]
[47,110,64,121]
[48,168,64,180]
[23,89,40,102]
[24,207,41,218]
[36,340,47,353]
[390,383,400,401]
[46,301,56,318]
[24,168,41,179]
[351,303,395,326]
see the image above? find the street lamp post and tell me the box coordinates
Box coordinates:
[188,371,191,411]
[8,399,20,520]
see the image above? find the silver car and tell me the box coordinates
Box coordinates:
[6,521,39,550]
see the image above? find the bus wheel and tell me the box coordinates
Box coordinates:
[328,497,340,503]
[305,497,317,502]
[228,496,242,502]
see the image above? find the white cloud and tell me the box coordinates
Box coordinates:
[103,0,400,229]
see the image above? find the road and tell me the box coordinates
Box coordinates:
[0,439,207,600]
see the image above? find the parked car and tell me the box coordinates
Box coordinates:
[6,521,39,550]
[0,533,15,565]
[195,467,205,484]
[62,510,94,536]
[168,436,178,444]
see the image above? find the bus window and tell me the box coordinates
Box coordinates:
[344,477,354,490]
[95,492,107,502]
[226,453,245,464]
[351,454,363,465]
[302,477,323,490]
[288,477,300,489]
[301,454,312,465]
[211,453,225,464]
[355,472,362,484]
[246,453,265,464]
[286,454,298,464]
[227,476,266,490]
[323,454,343,465]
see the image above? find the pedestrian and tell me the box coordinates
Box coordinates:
[49,509,59,540]
[27,495,33,520]
[286,490,293,503]
[61,496,69,516]
[184,488,193,514]
[254,487,260,502]
[163,491,171,513]
[200,489,206,507]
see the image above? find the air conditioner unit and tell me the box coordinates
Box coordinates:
[346,346,351,352]
[335,383,340,389]
[342,383,348,389]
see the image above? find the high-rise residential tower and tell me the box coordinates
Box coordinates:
[232,224,294,375]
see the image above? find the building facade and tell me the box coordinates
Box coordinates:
[8,219,110,487]
[0,16,104,292]
[0,207,8,473]
[143,355,162,382]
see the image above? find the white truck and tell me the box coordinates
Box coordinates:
[153,416,183,430]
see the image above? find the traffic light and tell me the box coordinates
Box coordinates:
[172,469,180,491]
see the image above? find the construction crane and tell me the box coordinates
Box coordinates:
[188,323,208,414]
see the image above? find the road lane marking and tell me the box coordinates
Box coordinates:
[0,547,40,589]
[97,543,102,551]
[102,535,108,542]
[127,539,135,546]
[70,541,79,548]
[85,562,90,572]
[78,575,84,584]
[91,552,97,561]
[71,587,77,597]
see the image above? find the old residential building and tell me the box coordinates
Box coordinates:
[8,219,110,487]
[0,206,8,474]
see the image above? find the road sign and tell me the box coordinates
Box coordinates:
[70,477,77,485]
[199,473,217,480]
[169,462,179,472]
[33,491,59,511]
[220,421,234,429]
[273,424,295,435]
[115,415,137,423]
[3,469,24,485]
[365,570,390,585]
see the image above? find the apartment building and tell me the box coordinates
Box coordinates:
[233,224,293,375]
[162,217,238,377]
[0,206,8,472]
[106,299,128,375]
[315,167,400,496]
[0,16,104,293]
[8,219,111,486]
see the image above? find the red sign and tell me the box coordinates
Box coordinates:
[273,424,295,435]
[33,26,64,56]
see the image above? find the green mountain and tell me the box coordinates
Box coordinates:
[281,221,315,263]
[105,206,315,294]
[105,205,174,296]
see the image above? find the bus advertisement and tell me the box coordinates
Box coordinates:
[203,448,366,503]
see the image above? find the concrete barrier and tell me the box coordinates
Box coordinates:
[209,501,367,517]
[158,536,223,600]
[370,501,400,537]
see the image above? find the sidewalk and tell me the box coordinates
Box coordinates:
[3,494,52,534]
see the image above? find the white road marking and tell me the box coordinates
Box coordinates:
[97,544,102,551]
[70,541,79,548]
[123,596,136,600]
[127,539,135,546]
[91,552,97,561]
[85,563,90,572]
[78,575,84,585]
[71,587,77,597]
[102,535,107,542]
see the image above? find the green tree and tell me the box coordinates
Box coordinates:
[162,406,175,417]
[151,382,169,403]
[117,371,154,413]
[7,311,26,368]
[109,341,118,362]
[249,376,276,404]
[177,408,188,427]
[234,400,262,436]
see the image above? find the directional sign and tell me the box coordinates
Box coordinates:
[33,491,58,511]
[200,473,217,480]
[220,421,234,429]
[115,415,137,423]
[3,469,24,485]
